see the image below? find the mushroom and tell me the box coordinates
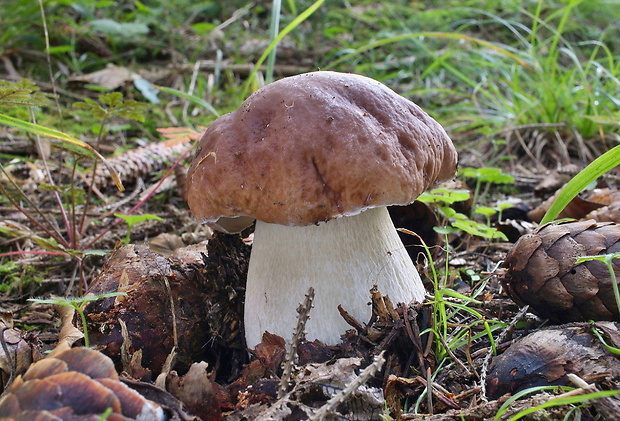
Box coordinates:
[187,71,457,349]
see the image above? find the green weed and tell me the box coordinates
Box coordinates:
[418,184,509,242]
[321,1,618,159]
[540,143,620,224]
[0,83,149,289]
[494,385,620,421]
[114,213,163,244]
[575,253,620,316]
[0,261,44,294]
[28,292,126,348]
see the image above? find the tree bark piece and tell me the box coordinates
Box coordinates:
[486,322,620,400]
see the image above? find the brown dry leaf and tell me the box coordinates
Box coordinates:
[586,203,620,223]
[527,192,604,222]
[534,170,574,197]
[116,270,133,305]
[0,323,33,389]
[370,287,399,324]
[155,348,177,389]
[586,188,620,205]
[157,126,207,144]
[529,188,620,223]
[582,189,620,223]
[235,332,286,389]
[594,321,620,349]
[166,361,221,421]
[68,64,137,89]
[149,233,185,257]
[55,304,84,346]
[534,164,580,197]
[127,350,153,382]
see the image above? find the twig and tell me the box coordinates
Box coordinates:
[308,351,386,421]
[568,373,620,419]
[277,287,314,399]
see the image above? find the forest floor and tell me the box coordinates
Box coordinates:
[1,1,620,420]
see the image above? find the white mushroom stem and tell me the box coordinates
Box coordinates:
[244,206,426,349]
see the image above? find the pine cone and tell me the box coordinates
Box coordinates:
[89,141,190,189]
[503,219,620,322]
[0,344,165,420]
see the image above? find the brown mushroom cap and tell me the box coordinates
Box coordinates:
[187,71,457,226]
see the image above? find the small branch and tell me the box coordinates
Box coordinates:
[278,287,314,399]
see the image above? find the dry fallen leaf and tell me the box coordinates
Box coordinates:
[166,361,222,421]
[68,64,137,89]
[55,304,84,346]
[0,322,33,391]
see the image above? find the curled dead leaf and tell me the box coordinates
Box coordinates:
[55,304,84,347]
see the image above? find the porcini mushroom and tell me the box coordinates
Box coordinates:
[187,71,457,349]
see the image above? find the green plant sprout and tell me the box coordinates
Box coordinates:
[114,213,163,244]
[28,292,126,348]
[474,202,513,226]
[403,229,503,367]
[418,188,509,241]
[591,326,620,356]
[96,408,113,421]
[416,188,470,205]
[575,253,620,316]
[474,206,497,226]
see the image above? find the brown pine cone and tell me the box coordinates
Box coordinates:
[503,219,620,322]
[0,344,165,421]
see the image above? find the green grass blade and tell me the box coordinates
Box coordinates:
[507,389,620,421]
[266,0,282,84]
[242,0,326,97]
[0,113,124,191]
[540,144,620,224]
[325,31,531,71]
[156,85,220,117]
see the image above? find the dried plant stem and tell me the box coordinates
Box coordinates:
[277,287,314,399]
